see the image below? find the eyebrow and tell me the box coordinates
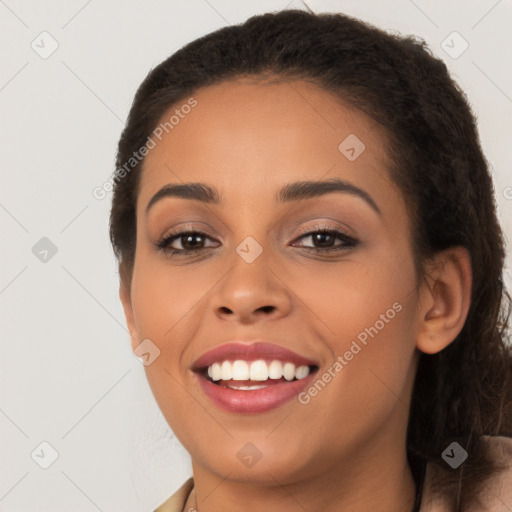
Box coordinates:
[145,178,381,215]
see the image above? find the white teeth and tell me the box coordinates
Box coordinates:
[295,365,310,380]
[207,359,312,383]
[226,384,268,390]
[249,360,268,381]
[268,360,283,379]
[210,362,222,381]
[283,362,295,381]
[221,361,232,380]
[232,360,249,380]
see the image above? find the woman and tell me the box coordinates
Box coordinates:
[109,9,512,512]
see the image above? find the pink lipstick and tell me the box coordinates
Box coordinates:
[192,341,319,413]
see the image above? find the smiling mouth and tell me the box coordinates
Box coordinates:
[194,359,319,413]
[192,341,320,413]
[197,359,319,390]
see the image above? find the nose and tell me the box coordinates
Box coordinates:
[211,249,293,324]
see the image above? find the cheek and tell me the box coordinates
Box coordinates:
[129,252,211,440]
[130,249,211,345]
[292,247,418,415]
[128,250,215,423]
[289,244,417,349]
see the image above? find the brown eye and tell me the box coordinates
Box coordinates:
[292,228,358,252]
[156,230,218,255]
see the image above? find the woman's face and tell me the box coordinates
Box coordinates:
[122,78,422,484]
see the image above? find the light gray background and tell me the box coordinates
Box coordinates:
[1,0,511,511]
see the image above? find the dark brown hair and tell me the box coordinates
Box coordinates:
[109,9,512,509]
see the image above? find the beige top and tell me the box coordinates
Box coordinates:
[153,436,512,512]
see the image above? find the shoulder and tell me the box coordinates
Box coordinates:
[153,477,194,512]
[482,434,512,464]
[477,435,512,510]
[421,436,512,512]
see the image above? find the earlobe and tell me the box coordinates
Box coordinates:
[416,246,472,355]
[119,278,139,352]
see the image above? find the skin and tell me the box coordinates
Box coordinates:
[120,78,472,512]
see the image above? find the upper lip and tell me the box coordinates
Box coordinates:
[192,341,319,370]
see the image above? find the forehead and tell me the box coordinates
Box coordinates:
[138,78,396,210]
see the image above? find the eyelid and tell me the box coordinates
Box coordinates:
[292,221,356,240]
[155,226,217,248]
[290,224,359,249]
[155,222,360,259]
[156,221,354,245]
[157,221,215,240]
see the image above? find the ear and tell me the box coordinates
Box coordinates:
[119,271,139,352]
[416,246,472,354]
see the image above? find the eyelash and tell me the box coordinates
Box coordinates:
[155,226,359,257]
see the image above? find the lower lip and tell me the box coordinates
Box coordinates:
[196,372,316,413]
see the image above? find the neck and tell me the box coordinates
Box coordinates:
[185,441,417,512]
